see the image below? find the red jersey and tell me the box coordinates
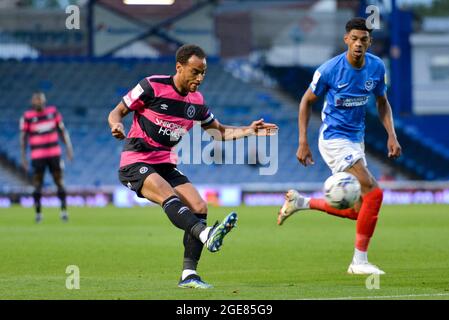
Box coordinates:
[20,106,62,160]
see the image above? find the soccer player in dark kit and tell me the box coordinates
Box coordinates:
[108,44,278,288]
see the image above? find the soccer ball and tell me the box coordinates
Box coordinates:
[323,172,361,209]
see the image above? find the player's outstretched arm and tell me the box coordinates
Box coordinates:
[297,88,319,166]
[108,101,130,140]
[376,94,402,159]
[203,118,278,141]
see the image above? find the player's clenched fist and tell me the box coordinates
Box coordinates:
[111,123,126,140]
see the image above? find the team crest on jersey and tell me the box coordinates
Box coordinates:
[365,78,374,91]
[186,105,196,118]
[139,167,148,174]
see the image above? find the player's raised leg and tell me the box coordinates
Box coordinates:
[140,173,210,241]
[277,190,310,225]
[346,160,385,275]
[277,190,359,226]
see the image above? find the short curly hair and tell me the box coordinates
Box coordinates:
[176,44,207,65]
[345,17,372,34]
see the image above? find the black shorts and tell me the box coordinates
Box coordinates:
[31,156,63,176]
[118,162,190,198]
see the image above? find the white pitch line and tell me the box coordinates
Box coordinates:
[300,293,449,300]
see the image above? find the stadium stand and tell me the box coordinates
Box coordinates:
[398,115,449,159]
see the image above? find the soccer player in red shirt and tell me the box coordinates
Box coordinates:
[20,92,74,223]
[108,44,278,288]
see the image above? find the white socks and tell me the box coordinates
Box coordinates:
[199,227,212,244]
[295,196,311,210]
[182,269,197,280]
[353,248,368,264]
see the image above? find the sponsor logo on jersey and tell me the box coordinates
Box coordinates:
[335,96,369,107]
[35,121,56,133]
[155,118,186,140]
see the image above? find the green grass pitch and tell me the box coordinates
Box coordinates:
[1,204,449,300]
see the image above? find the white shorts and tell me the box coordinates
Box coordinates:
[318,137,367,174]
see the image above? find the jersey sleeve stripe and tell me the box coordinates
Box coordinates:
[201,113,215,127]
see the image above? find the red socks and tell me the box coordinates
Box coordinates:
[355,188,383,251]
[310,198,359,220]
[310,187,384,252]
